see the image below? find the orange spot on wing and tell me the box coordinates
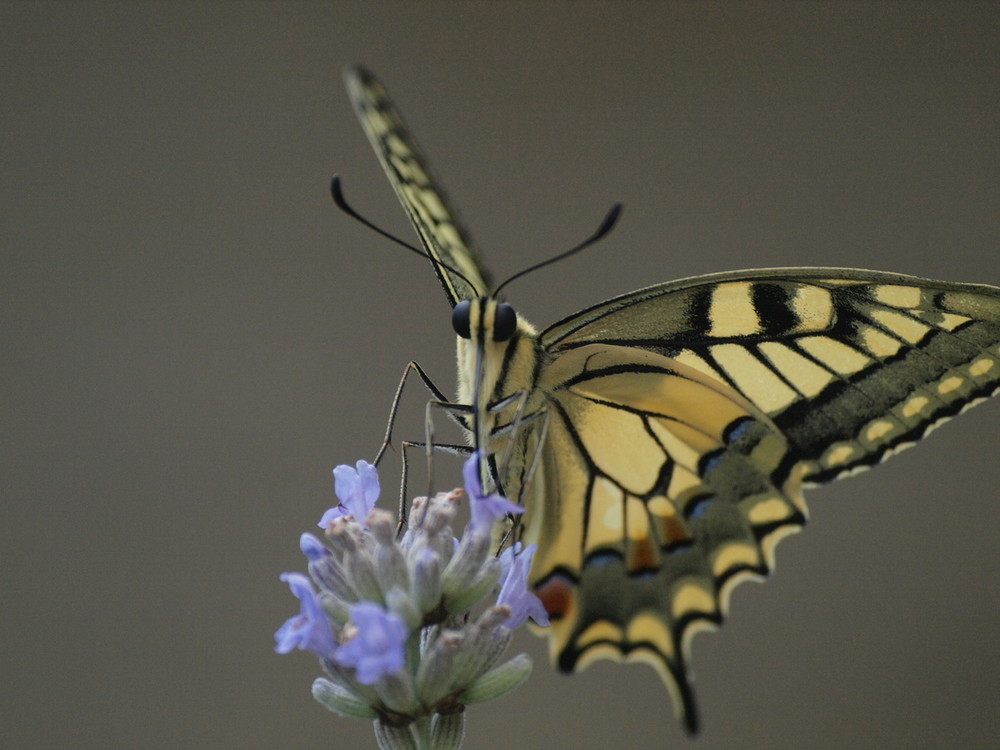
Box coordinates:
[534,575,575,620]
[628,535,659,572]
[658,515,691,548]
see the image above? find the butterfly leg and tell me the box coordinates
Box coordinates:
[486,391,551,552]
[517,407,550,504]
[373,361,473,534]
[422,397,477,504]
[488,389,530,492]
[486,389,549,496]
[410,405,480,531]
[495,409,551,554]
[373,361,455,466]
[395,436,471,534]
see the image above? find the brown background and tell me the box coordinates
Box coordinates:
[5,3,999,749]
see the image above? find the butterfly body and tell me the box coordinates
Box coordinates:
[342,65,1000,732]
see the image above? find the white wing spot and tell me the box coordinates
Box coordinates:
[901,394,931,419]
[873,284,922,308]
[789,284,835,330]
[710,343,798,413]
[708,282,761,337]
[938,375,966,394]
[757,341,834,397]
[870,308,932,345]
[858,324,904,358]
[822,442,858,468]
[969,357,995,377]
[864,419,895,444]
[797,336,872,376]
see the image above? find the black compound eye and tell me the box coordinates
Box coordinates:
[493,303,517,342]
[452,300,472,339]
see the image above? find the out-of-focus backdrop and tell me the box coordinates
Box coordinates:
[5,3,999,749]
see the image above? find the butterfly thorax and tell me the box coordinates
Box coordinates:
[454,297,543,486]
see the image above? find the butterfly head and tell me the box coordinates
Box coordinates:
[452,298,530,392]
[452,298,517,342]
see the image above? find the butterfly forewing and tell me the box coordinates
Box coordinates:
[344,65,490,304]
[541,269,1000,481]
[343,66,1000,734]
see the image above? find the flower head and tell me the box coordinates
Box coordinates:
[275,572,337,657]
[334,601,408,685]
[462,452,524,535]
[320,460,380,528]
[281,458,536,745]
[496,543,549,628]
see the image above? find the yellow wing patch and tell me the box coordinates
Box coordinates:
[515,343,809,731]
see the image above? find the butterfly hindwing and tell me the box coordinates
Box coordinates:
[513,344,807,732]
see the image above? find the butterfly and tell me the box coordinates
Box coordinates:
[339,65,1000,733]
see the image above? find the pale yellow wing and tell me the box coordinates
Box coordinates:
[542,269,1000,482]
[343,65,490,304]
[512,270,1000,732]
[512,343,803,732]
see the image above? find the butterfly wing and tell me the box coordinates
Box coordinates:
[542,268,1000,481]
[512,343,803,733]
[343,65,491,304]
[512,269,1000,730]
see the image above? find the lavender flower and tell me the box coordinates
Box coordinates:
[461,452,523,535]
[334,602,408,684]
[274,573,337,658]
[497,543,549,629]
[319,460,380,528]
[277,460,537,750]
[300,532,331,562]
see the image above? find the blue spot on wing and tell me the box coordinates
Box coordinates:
[724,416,754,444]
[700,449,726,475]
[586,550,621,568]
[685,494,714,520]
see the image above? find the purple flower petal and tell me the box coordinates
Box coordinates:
[496,543,549,628]
[462,452,523,535]
[299,533,330,562]
[334,602,408,684]
[461,452,486,499]
[275,572,337,657]
[317,505,345,528]
[319,460,381,528]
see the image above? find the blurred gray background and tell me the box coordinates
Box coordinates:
[4,3,999,749]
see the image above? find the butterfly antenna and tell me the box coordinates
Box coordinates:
[493,202,623,296]
[331,175,479,291]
